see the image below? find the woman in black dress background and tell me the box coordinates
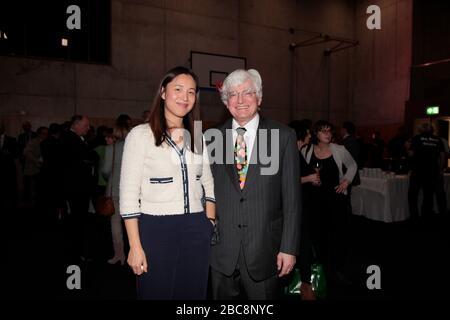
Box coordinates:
[302,120,357,293]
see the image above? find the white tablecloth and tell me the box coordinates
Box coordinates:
[351,173,450,223]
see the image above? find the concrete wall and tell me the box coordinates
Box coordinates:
[352,0,413,131]
[291,0,355,126]
[0,0,413,137]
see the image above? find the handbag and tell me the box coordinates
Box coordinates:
[95,144,115,217]
[95,196,115,217]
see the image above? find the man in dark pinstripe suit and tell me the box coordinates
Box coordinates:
[209,69,301,300]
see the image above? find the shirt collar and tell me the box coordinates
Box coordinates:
[232,113,260,132]
[70,128,85,141]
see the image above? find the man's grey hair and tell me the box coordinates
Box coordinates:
[219,69,263,105]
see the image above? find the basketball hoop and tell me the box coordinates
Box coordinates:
[214,80,223,91]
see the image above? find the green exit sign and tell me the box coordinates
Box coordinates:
[426,106,439,115]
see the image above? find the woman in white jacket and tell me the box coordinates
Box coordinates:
[120,66,216,300]
[301,120,357,290]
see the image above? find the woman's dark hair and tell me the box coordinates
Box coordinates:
[311,120,335,145]
[342,121,356,135]
[148,66,201,152]
[116,114,132,131]
[48,123,61,136]
[289,119,312,142]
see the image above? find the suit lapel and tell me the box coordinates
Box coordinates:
[241,117,267,194]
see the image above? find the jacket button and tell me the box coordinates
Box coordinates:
[240,198,244,202]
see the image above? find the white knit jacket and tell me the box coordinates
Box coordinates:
[120,124,215,219]
[302,142,357,195]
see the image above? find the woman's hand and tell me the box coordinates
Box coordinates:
[128,246,148,275]
[335,179,349,194]
[306,173,321,185]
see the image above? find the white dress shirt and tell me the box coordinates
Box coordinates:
[232,113,260,162]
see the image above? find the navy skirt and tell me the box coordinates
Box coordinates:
[137,212,213,300]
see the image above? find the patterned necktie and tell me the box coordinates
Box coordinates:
[235,127,248,189]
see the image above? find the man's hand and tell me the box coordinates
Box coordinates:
[277,252,296,277]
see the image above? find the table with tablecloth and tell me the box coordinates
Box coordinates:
[351,173,450,222]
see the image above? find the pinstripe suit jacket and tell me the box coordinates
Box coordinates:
[209,117,302,281]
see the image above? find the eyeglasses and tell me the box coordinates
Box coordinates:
[319,128,332,134]
[227,89,256,101]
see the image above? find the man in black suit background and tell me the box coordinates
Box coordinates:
[40,123,64,223]
[61,115,97,260]
[341,121,363,171]
[0,123,19,215]
[209,69,301,299]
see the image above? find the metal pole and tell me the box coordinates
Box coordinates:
[324,50,331,121]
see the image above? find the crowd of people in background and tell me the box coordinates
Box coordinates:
[4,117,441,213]
[288,118,448,299]
[0,114,138,263]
